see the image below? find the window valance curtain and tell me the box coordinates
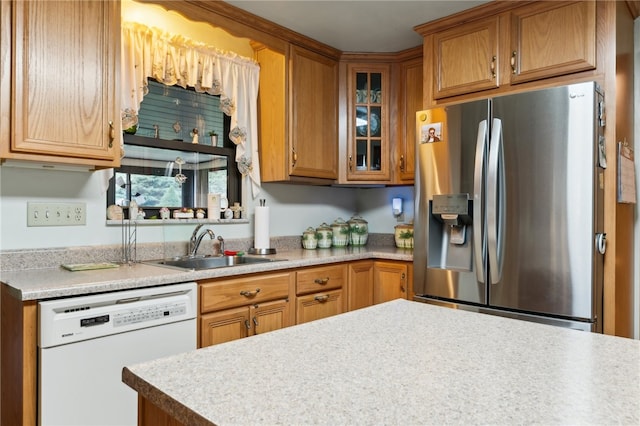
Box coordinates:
[121,22,261,197]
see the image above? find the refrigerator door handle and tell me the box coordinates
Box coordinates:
[473,120,488,284]
[487,118,505,284]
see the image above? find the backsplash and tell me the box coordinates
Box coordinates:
[0,234,394,272]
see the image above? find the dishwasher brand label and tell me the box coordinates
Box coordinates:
[80,314,110,327]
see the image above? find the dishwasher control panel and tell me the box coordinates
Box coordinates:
[39,282,197,348]
[112,302,188,327]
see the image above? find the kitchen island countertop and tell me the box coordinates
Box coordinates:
[123,299,640,426]
[0,246,411,300]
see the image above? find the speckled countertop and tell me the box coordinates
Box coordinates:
[123,299,640,426]
[0,246,412,301]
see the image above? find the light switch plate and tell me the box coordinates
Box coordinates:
[27,202,86,227]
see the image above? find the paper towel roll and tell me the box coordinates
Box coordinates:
[254,206,270,249]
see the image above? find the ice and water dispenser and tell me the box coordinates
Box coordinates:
[427,193,474,271]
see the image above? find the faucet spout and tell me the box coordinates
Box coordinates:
[189,225,215,257]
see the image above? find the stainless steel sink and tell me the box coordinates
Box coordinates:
[147,255,279,271]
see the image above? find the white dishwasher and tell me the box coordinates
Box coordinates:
[38,282,197,426]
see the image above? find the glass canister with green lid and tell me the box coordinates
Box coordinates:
[348,215,368,246]
[302,227,318,249]
[316,222,333,248]
[331,217,350,247]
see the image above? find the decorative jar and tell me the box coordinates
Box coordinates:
[394,223,414,249]
[348,215,368,246]
[302,227,318,250]
[331,217,350,247]
[316,222,333,248]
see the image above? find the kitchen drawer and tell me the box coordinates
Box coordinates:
[296,264,346,295]
[200,272,292,313]
[296,289,344,324]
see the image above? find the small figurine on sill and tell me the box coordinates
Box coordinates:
[191,128,199,144]
[159,207,170,220]
[229,202,244,219]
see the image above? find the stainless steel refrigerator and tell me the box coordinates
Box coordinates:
[414,82,607,332]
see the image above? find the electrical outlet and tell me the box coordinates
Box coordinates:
[27,202,86,227]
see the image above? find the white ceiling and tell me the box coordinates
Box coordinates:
[224,0,490,52]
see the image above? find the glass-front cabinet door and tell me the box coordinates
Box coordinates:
[347,64,390,181]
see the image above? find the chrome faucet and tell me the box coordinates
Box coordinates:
[189,224,215,257]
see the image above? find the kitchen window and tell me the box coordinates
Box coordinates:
[107,81,241,219]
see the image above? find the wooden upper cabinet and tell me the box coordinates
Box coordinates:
[509,1,596,84]
[345,64,391,181]
[396,57,422,183]
[433,16,499,99]
[423,1,597,101]
[256,44,338,183]
[289,45,338,180]
[4,0,120,167]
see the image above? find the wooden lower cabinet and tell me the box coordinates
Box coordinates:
[198,271,294,348]
[347,260,374,311]
[373,261,409,304]
[200,299,291,347]
[138,396,186,426]
[295,263,347,324]
[296,289,344,324]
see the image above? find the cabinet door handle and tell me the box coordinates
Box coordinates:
[348,155,353,172]
[244,319,251,330]
[108,121,115,148]
[314,277,330,285]
[314,295,330,302]
[252,317,259,330]
[240,288,261,297]
[399,155,405,172]
[292,148,297,168]
[490,56,497,79]
[401,272,406,293]
[510,51,517,75]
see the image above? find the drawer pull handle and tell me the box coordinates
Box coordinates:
[240,288,261,297]
[314,295,330,302]
[314,277,330,285]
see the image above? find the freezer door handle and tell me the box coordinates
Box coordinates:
[473,120,488,283]
[596,233,606,255]
[487,118,505,284]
